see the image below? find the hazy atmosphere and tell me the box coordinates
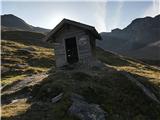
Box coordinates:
[2,0,160,32]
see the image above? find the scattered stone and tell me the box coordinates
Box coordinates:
[29,96,32,99]
[69,93,107,120]
[47,88,52,93]
[91,60,105,70]
[11,98,27,104]
[11,99,19,103]
[34,101,43,106]
[17,48,33,54]
[1,66,10,74]
[51,93,63,103]
[1,51,7,55]
[15,64,28,68]
[24,47,36,51]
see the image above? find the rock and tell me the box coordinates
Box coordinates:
[92,60,105,69]
[11,99,18,103]
[29,96,32,99]
[1,66,10,74]
[1,51,7,55]
[47,88,52,93]
[51,93,63,103]
[10,99,27,104]
[25,47,36,51]
[69,93,107,120]
[15,64,28,68]
[17,48,33,54]
[34,101,43,106]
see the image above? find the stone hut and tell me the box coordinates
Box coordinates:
[45,19,101,68]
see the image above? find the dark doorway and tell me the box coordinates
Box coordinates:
[65,37,79,64]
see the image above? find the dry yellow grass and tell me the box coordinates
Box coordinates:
[115,66,160,79]
[2,99,31,118]
[109,60,160,87]
[1,75,27,85]
[1,39,54,86]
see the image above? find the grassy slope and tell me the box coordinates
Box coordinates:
[1,30,45,41]
[2,42,160,120]
[96,48,160,88]
[1,39,54,86]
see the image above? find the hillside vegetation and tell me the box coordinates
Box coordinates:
[96,48,160,89]
[2,39,160,120]
[1,13,160,120]
[1,39,54,86]
[1,30,45,41]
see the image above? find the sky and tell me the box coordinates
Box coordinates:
[1,0,160,32]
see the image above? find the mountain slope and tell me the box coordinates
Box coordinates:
[1,14,50,33]
[1,14,160,120]
[1,30,46,42]
[1,39,54,86]
[2,43,160,120]
[97,15,160,62]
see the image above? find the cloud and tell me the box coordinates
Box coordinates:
[93,2,107,32]
[143,0,160,17]
[111,1,124,29]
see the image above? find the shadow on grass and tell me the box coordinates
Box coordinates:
[96,47,131,67]
[2,31,53,48]
[2,68,160,120]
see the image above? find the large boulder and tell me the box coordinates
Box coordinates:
[69,94,107,120]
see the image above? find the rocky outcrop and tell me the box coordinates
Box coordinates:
[69,94,107,120]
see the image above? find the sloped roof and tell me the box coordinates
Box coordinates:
[45,18,101,42]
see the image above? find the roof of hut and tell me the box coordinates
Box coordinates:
[45,18,102,42]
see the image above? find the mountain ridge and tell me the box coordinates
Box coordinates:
[1,14,160,64]
[1,14,160,120]
[97,14,160,62]
[1,14,50,34]
[2,40,160,119]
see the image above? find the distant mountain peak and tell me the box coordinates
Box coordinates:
[123,14,160,32]
[154,14,160,20]
[1,14,50,33]
[111,28,122,33]
[2,14,26,22]
[98,14,160,61]
[1,14,33,30]
[3,14,17,17]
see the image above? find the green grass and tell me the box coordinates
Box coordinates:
[26,70,160,120]
[2,99,30,118]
